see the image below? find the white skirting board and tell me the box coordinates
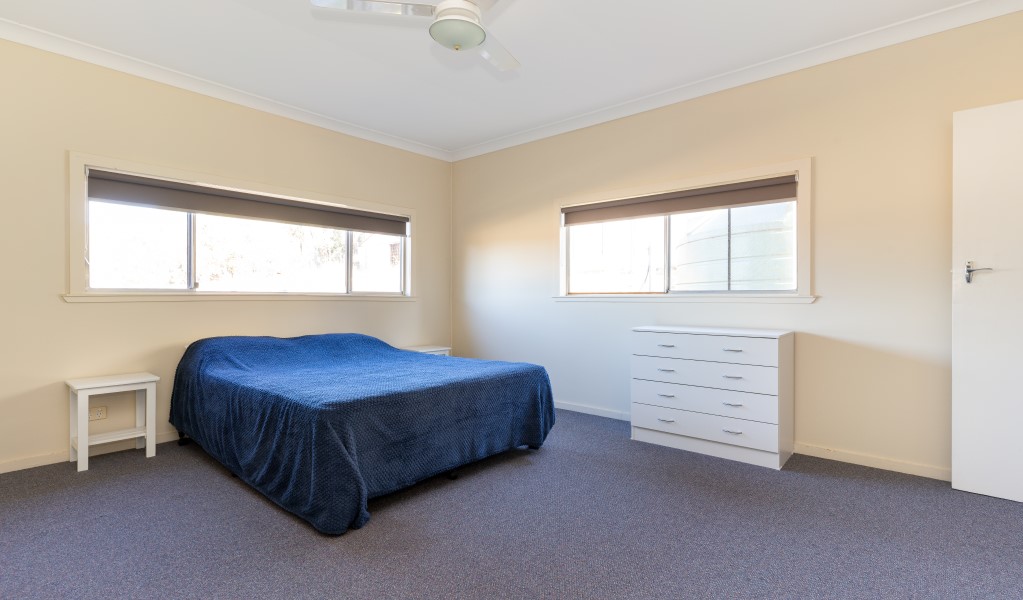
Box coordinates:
[553,401,950,481]
[0,450,68,475]
[0,430,181,475]
[794,442,950,482]
[553,399,629,421]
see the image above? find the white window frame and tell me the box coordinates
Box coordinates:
[65,152,416,303]
[556,158,815,303]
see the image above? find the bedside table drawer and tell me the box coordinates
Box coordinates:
[631,402,779,453]
[631,379,778,424]
[631,355,779,395]
[632,332,779,366]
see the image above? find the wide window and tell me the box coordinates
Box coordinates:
[562,169,808,296]
[84,168,408,295]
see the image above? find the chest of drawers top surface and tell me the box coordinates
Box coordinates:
[632,325,793,338]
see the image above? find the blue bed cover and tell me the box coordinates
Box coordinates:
[169,333,555,534]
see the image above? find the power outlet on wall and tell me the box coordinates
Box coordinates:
[88,406,107,421]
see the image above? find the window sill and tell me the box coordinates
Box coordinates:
[554,293,816,304]
[62,292,415,303]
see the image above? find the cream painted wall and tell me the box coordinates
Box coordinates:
[0,40,452,473]
[452,13,1023,481]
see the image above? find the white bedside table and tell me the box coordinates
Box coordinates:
[404,345,452,356]
[65,372,160,472]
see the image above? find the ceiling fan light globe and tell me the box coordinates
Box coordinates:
[429,16,486,51]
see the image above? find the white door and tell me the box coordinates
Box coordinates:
[951,99,1023,502]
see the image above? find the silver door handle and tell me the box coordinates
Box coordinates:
[657,393,676,398]
[722,348,743,353]
[722,375,743,380]
[722,402,744,407]
[658,368,676,372]
[656,417,676,423]
[723,429,743,435]
[965,261,993,283]
[657,344,676,348]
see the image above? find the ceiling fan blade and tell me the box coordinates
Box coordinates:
[310,0,435,18]
[478,33,520,72]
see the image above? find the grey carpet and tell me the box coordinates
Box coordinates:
[1,410,1020,599]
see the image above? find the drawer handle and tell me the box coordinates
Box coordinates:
[657,344,676,348]
[656,417,676,423]
[657,393,676,398]
[722,375,744,380]
[722,402,744,407]
[723,348,744,353]
[658,368,676,372]
[722,429,743,435]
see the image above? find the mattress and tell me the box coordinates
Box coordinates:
[169,333,555,534]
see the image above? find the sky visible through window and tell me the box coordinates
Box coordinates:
[88,202,187,289]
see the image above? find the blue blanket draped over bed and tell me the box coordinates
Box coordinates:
[169,334,555,534]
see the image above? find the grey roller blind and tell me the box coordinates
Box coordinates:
[562,175,797,226]
[87,169,409,236]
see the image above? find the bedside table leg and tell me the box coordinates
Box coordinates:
[77,391,90,472]
[144,383,156,458]
[135,389,145,451]
[69,389,78,464]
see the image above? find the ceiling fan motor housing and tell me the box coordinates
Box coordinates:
[429,0,486,51]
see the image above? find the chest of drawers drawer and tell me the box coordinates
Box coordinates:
[631,378,778,424]
[631,402,780,453]
[633,331,779,366]
[631,355,779,396]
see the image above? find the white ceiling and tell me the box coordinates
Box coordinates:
[1,1,1020,160]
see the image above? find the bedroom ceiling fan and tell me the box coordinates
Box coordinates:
[310,0,520,72]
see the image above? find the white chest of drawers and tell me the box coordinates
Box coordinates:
[630,325,794,470]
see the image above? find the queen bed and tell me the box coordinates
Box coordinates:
[169,333,555,534]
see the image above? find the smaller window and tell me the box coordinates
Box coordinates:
[560,165,810,297]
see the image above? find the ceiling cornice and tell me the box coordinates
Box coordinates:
[2,0,1021,163]
[450,0,1023,160]
[0,18,456,162]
